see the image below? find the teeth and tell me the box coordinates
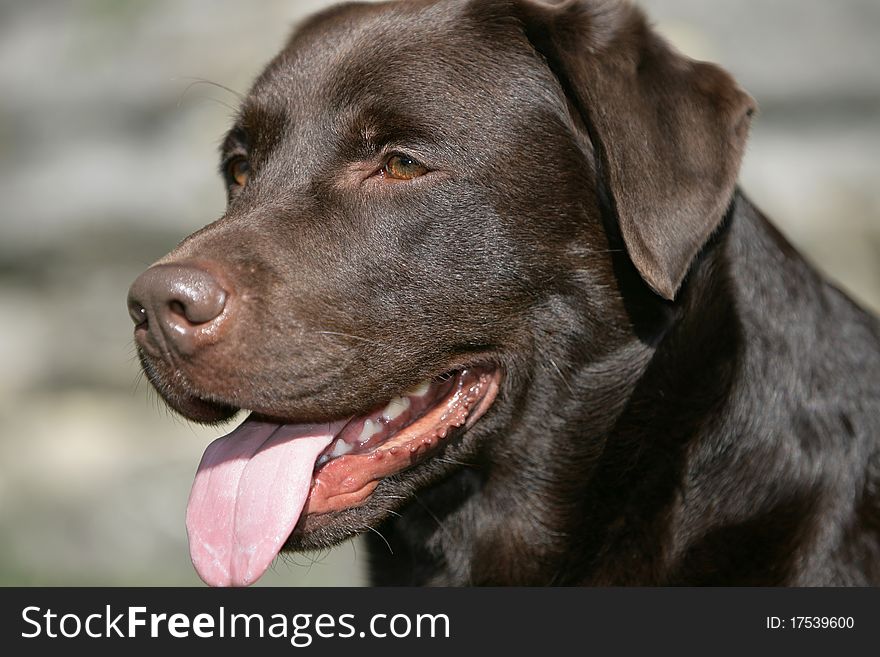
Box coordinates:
[381,396,411,421]
[358,419,383,444]
[329,439,354,458]
[407,380,431,398]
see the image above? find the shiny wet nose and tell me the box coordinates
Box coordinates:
[127,263,228,356]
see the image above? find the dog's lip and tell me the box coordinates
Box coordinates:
[302,368,501,515]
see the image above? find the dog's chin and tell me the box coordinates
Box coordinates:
[137,353,238,424]
[164,394,239,425]
[149,386,238,425]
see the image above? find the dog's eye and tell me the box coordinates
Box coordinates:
[226,157,250,188]
[382,154,428,181]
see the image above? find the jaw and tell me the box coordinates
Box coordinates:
[182,366,502,586]
[305,368,500,514]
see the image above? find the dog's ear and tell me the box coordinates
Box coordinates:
[512,0,755,300]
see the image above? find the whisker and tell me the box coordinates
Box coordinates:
[433,456,476,468]
[131,369,147,395]
[366,526,394,555]
[315,330,392,349]
[174,77,241,112]
[173,76,244,99]
[412,493,450,537]
[548,357,574,395]
[177,92,238,113]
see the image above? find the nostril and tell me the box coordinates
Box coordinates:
[128,299,148,327]
[168,299,187,320]
[168,283,227,325]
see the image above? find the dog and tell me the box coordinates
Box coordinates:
[128,0,880,586]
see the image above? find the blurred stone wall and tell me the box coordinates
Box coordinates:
[0,0,877,585]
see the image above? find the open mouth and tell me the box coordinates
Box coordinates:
[185,367,501,587]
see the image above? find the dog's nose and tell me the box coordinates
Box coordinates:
[127,263,228,356]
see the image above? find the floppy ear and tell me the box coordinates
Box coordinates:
[514,0,755,300]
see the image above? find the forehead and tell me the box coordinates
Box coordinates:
[237,0,555,140]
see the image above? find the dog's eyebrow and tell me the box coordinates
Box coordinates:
[340,104,443,155]
[219,127,248,157]
[225,99,289,155]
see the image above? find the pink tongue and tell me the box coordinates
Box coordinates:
[185,416,344,587]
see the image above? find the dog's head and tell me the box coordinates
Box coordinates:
[128,0,753,586]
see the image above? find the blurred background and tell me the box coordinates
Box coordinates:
[0,0,877,586]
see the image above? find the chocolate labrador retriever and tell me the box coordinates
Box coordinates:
[128,0,880,586]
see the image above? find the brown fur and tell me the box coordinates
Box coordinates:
[130,0,880,585]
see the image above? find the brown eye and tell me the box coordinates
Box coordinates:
[227,157,250,188]
[382,154,428,181]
